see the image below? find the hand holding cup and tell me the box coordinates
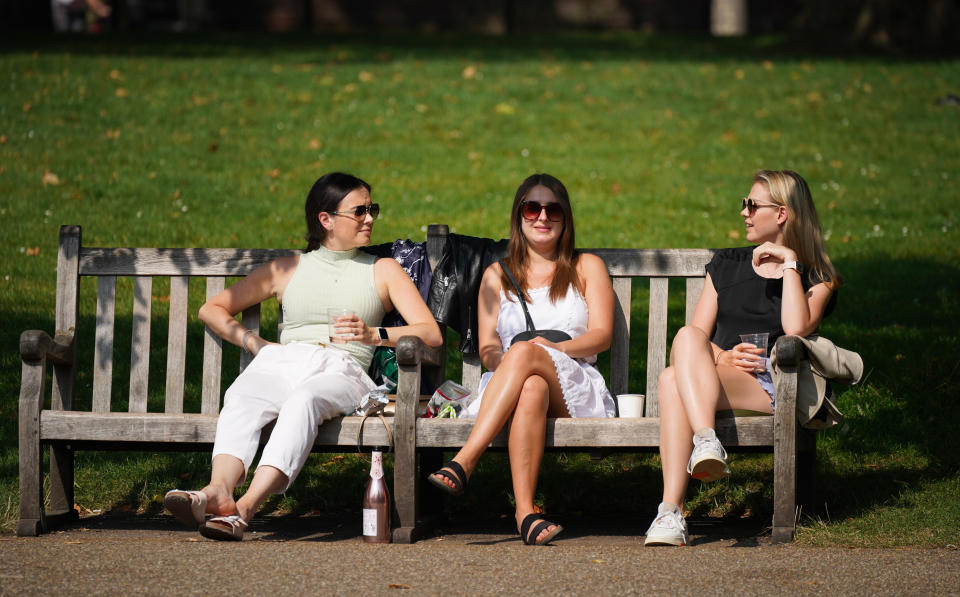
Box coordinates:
[737,332,769,373]
[328,308,356,344]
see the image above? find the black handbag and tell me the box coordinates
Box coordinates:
[498,259,573,347]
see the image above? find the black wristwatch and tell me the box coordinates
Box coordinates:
[377,327,389,346]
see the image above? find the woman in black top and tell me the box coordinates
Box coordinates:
[644,170,841,546]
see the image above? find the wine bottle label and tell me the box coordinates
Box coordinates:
[362,508,378,536]
[370,451,383,480]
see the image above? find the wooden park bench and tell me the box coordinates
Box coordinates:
[20,225,814,544]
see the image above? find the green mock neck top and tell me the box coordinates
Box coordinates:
[280,245,384,371]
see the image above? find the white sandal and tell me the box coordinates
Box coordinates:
[199,515,248,541]
[163,489,208,527]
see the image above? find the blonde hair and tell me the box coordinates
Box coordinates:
[753,169,841,290]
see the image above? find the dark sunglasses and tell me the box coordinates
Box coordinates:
[329,203,380,219]
[741,198,780,213]
[520,201,564,222]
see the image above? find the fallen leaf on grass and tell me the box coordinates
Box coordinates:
[109,69,122,80]
[309,138,321,149]
[115,88,128,98]
[42,170,60,186]
[358,71,374,82]
[0,134,7,144]
[208,143,218,153]
[494,102,515,115]
[462,65,477,79]
[105,128,121,139]
[728,230,741,239]
[23,102,32,112]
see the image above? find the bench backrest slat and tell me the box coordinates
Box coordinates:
[239,304,261,373]
[609,277,632,399]
[201,277,225,415]
[54,226,82,411]
[92,276,116,412]
[128,277,152,413]
[686,277,703,324]
[645,277,669,416]
[462,353,482,394]
[79,248,298,276]
[164,276,189,414]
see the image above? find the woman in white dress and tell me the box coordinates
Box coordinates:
[428,173,616,545]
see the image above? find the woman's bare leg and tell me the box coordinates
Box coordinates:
[432,342,565,488]
[202,454,244,516]
[657,366,693,507]
[508,374,568,543]
[234,466,288,522]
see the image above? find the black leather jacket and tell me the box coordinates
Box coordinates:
[427,233,508,354]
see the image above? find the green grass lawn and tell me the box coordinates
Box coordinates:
[1,32,957,546]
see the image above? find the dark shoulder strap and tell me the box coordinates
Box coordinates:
[498,259,536,333]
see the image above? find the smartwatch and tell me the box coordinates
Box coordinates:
[377,327,389,346]
[781,260,803,274]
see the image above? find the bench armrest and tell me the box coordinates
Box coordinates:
[20,329,75,365]
[395,335,444,368]
[772,334,805,367]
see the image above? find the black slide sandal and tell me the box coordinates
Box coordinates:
[520,513,564,546]
[427,460,468,496]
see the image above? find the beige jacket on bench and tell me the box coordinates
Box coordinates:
[771,335,864,430]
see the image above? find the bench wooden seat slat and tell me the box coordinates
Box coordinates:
[645,277,669,417]
[92,275,116,413]
[201,277,225,415]
[39,410,392,447]
[78,247,299,276]
[129,277,152,413]
[164,276,189,414]
[410,416,775,449]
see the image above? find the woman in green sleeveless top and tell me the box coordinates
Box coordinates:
[164,173,442,541]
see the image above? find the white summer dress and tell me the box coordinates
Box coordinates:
[462,284,616,419]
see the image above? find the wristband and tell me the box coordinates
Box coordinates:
[241,329,255,354]
[376,327,389,346]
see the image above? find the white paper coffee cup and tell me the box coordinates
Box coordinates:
[617,394,645,418]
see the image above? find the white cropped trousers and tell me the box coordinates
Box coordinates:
[212,342,375,492]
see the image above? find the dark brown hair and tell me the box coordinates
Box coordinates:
[500,173,583,303]
[304,172,371,251]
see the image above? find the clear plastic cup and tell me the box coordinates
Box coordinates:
[738,332,769,372]
[327,308,355,343]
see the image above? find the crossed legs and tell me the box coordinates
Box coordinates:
[658,326,773,507]
[432,342,569,542]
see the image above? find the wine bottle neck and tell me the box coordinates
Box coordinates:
[370,450,383,479]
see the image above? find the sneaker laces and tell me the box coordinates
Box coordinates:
[649,507,686,534]
[686,435,728,473]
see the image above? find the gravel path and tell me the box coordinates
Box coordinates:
[1,514,957,596]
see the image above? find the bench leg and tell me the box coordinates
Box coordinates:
[797,431,817,519]
[18,360,46,536]
[47,445,79,527]
[772,385,798,543]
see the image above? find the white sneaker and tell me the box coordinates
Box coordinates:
[644,503,689,546]
[687,429,730,482]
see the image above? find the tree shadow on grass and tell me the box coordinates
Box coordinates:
[2,30,956,63]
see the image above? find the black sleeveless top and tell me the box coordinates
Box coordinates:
[705,247,837,353]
